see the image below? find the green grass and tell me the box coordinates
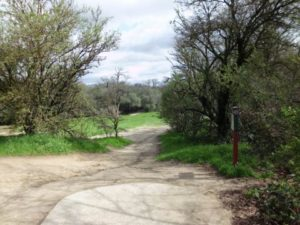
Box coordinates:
[0,134,132,156]
[157,132,260,178]
[0,112,162,157]
[72,112,166,137]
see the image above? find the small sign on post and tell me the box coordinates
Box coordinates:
[231,106,240,166]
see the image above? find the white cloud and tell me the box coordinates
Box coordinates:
[75,0,176,84]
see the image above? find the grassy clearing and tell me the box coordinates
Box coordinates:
[72,112,165,137]
[0,134,132,156]
[0,112,161,157]
[157,132,260,178]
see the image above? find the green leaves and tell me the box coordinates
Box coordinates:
[0,0,118,134]
[253,181,300,225]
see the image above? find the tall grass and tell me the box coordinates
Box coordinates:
[158,132,259,178]
[0,134,132,156]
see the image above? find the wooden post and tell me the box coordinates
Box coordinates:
[232,106,240,166]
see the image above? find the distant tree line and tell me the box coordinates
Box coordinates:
[83,78,162,116]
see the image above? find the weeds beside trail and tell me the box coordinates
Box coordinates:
[0,112,164,157]
[158,132,260,178]
[0,135,131,156]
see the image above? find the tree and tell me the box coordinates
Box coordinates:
[161,78,207,137]
[0,0,118,134]
[235,49,300,156]
[163,0,299,139]
[101,68,126,138]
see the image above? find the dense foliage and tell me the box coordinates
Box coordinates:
[237,54,300,157]
[273,107,300,180]
[161,0,300,144]
[249,182,300,225]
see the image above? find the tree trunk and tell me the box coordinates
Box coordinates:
[216,88,230,140]
[23,112,36,135]
[23,121,36,135]
[114,120,119,138]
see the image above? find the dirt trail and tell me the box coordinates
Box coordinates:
[0,127,248,225]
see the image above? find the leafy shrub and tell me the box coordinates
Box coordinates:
[282,106,300,138]
[272,107,300,180]
[241,106,300,159]
[254,181,300,225]
[241,110,287,158]
[274,138,300,181]
[236,51,300,159]
[160,82,218,140]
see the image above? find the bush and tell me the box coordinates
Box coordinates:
[274,138,300,181]
[241,106,300,159]
[272,107,300,181]
[241,110,287,158]
[160,81,217,140]
[253,181,300,225]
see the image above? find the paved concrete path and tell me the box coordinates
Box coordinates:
[43,183,228,225]
[0,127,245,225]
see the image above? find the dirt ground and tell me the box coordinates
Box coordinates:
[0,126,23,136]
[0,126,254,225]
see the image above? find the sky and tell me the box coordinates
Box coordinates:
[75,0,176,84]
